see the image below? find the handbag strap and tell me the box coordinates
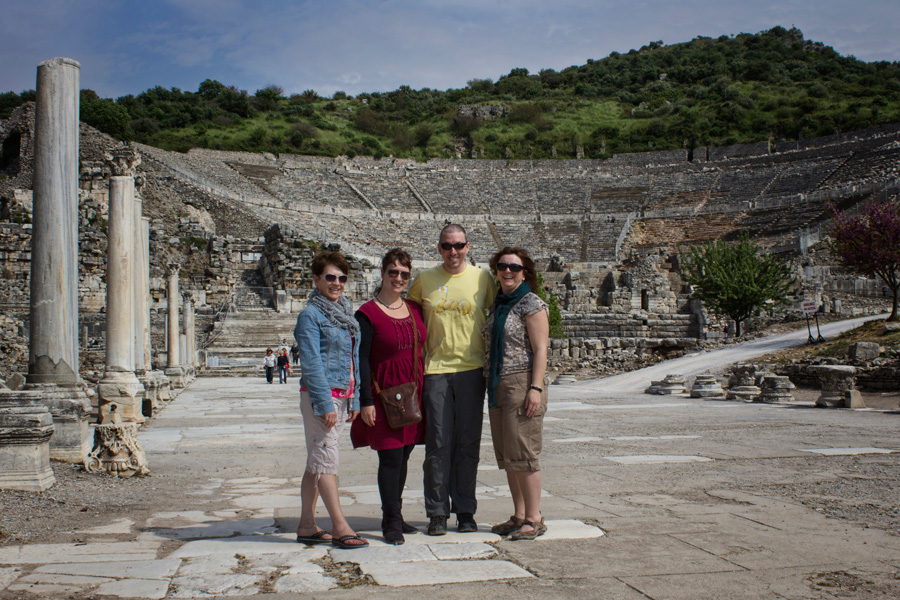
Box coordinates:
[372,302,419,395]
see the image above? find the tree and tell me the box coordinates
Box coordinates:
[680,234,794,336]
[535,272,565,338]
[829,200,900,321]
[80,90,132,140]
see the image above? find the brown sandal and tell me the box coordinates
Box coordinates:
[491,516,525,536]
[509,518,546,541]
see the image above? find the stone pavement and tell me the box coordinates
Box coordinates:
[2,348,900,597]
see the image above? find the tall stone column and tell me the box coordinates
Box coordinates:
[133,189,146,374]
[165,265,185,388]
[189,296,199,369]
[97,148,145,424]
[133,194,157,415]
[183,293,198,376]
[142,219,153,371]
[2,59,90,484]
[28,58,80,386]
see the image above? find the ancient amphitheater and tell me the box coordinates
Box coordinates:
[2,102,899,379]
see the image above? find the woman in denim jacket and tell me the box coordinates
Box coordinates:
[294,250,368,549]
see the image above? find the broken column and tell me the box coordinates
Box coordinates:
[726,364,761,402]
[645,374,686,395]
[97,148,145,424]
[1,59,90,485]
[690,374,725,398]
[757,375,796,404]
[809,365,861,408]
[165,264,186,388]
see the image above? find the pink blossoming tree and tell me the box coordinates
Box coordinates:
[829,200,900,321]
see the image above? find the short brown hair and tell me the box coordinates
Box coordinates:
[381,247,412,272]
[311,250,349,276]
[489,246,539,293]
[439,223,467,242]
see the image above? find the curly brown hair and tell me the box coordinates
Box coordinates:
[489,246,539,293]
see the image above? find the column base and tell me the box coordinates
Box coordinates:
[0,392,56,491]
[83,422,149,478]
[725,386,761,402]
[22,383,92,462]
[165,366,185,389]
[154,371,172,401]
[97,369,145,424]
[137,371,159,417]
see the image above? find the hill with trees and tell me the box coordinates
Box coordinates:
[3,26,900,160]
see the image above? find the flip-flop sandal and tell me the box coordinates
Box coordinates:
[296,530,332,544]
[331,534,369,549]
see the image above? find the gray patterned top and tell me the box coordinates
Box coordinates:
[482,292,548,376]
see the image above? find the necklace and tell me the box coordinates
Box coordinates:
[375,294,404,311]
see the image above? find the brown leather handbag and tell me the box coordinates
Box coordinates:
[373,315,422,429]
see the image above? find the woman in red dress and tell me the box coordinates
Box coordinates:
[351,248,426,545]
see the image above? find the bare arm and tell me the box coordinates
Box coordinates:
[524,308,549,418]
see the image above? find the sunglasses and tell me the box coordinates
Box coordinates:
[440,242,467,251]
[321,273,348,283]
[386,269,411,280]
[496,262,524,273]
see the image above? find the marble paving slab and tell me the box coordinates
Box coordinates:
[95,579,170,600]
[361,559,532,587]
[167,534,298,558]
[799,447,897,456]
[604,455,713,464]
[33,559,182,580]
[0,542,160,565]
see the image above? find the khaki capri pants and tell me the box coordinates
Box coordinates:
[488,370,548,472]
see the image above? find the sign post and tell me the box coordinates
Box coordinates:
[801,300,825,344]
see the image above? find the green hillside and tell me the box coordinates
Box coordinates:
[4,26,900,160]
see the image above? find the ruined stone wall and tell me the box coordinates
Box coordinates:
[778,361,900,391]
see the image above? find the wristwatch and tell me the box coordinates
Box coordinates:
[528,385,543,393]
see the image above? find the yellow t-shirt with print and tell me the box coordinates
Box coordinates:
[407,264,497,374]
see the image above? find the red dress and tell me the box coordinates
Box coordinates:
[350,300,426,450]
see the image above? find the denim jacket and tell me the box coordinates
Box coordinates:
[294,303,361,415]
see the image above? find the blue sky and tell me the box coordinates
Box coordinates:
[2,0,899,100]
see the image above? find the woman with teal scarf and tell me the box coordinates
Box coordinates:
[482,247,550,540]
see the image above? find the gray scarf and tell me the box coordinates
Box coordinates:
[308,288,360,338]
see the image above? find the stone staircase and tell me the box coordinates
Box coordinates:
[201,310,299,377]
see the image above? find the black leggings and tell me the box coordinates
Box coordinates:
[377,444,415,505]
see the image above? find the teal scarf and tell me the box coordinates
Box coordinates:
[487,282,531,408]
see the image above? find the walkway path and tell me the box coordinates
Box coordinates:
[1,319,899,598]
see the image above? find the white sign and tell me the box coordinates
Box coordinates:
[801,300,817,314]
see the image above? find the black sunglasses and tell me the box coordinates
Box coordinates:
[322,273,348,283]
[386,269,411,280]
[440,242,467,251]
[496,262,524,273]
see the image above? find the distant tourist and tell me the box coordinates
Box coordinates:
[407,224,497,535]
[277,348,290,384]
[290,341,300,366]
[483,247,549,540]
[260,348,276,384]
[294,250,368,549]
[351,248,427,545]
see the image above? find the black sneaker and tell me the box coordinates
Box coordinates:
[457,512,477,533]
[427,515,448,536]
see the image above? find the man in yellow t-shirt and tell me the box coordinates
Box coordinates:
[407,224,496,535]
